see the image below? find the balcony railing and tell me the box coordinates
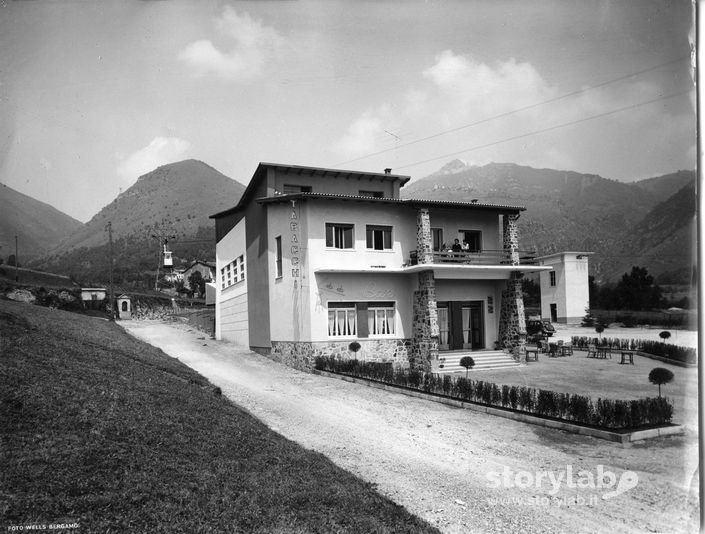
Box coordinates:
[408,249,538,266]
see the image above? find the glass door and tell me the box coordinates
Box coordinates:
[437,306,449,350]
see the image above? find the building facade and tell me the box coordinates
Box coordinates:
[212,163,548,371]
[537,252,592,323]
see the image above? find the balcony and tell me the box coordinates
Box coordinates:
[408,249,539,266]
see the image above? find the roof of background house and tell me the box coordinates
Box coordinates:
[210,162,412,219]
[185,260,216,270]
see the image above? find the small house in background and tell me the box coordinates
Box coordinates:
[164,267,186,283]
[80,287,106,310]
[183,260,216,290]
[116,294,132,319]
[536,252,592,323]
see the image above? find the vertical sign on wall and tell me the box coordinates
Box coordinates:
[290,200,300,288]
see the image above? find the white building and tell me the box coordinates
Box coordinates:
[211,163,549,371]
[537,252,592,323]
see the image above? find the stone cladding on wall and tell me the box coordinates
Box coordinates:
[416,208,434,265]
[498,272,527,360]
[502,213,521,265]
[271,338,412,372]
[410,270,438,372]
[499,213,526,359]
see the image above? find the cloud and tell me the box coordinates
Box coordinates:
[179,7,283,81]
[335,51,557,160]
[334,111,387,158]
[118,136,191,184]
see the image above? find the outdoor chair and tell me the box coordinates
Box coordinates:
[587,344,597,358]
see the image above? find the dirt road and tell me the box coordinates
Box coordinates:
[121,319,699,534]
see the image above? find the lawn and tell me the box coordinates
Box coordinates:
[0,299,439,533]
[468,348,698,430]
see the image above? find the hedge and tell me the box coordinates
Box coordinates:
[570,336,696,365]
[314,356,674,430]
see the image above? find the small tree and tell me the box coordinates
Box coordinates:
[188,270,204,298]
[581,308,597,327]
[459,356,475,378]
[659,331,671,343]
[348,342,361,358]
[595,324,605,340]
[648,367,674,398]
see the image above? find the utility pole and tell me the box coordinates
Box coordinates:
[14,235,18,282]
[107,222,115,321]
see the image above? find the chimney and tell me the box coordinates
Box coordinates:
[384,168,392,175]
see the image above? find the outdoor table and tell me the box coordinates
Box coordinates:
[596,347,611,359]
[620,351,634,365]
[525,348,539,362]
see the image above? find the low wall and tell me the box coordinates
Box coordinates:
[271,338,412,372]
[180,308,215,337]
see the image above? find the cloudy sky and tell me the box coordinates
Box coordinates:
[0,0,696,222]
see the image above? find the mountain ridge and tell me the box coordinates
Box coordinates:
[49,159,246,254]
[0,183,83,262]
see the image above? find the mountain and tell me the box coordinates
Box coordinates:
[37,160,245,285]
[617,181,696,285]
[50,159,245,252]
[402,161,696,282]
[630,170,694,199]
[0,183,83,263]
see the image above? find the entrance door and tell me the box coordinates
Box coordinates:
[550,303,558,322]
[442,301,485,350]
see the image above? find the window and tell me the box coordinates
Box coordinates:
[368,302,395,335]
[221,256,246,289]
[366,225,392,250]
[327,302,395,338]
[275,236,283,278]
[328,303,357,337]
[238,255,245,281]
[359,190,384,198]
[326,223,354,249]
[550,271,556,287]
[432,228,443,252]
[283,184,312,194]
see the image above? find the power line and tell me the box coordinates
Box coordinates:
[394,89,692,171]
[334,56,690,167]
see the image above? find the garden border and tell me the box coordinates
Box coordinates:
[313,370,684,444]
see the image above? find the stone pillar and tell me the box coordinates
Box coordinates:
[503,213,520,265]
[498,271,527,360]
[416,208,434,265]
[410,270,438,372]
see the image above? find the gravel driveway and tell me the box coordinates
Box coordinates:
[121,319,699,534]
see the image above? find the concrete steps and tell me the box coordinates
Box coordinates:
[433,350,520,374]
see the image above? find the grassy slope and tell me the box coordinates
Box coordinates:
[0,300,438,534]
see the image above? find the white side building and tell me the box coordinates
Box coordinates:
[537,252,592,323]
